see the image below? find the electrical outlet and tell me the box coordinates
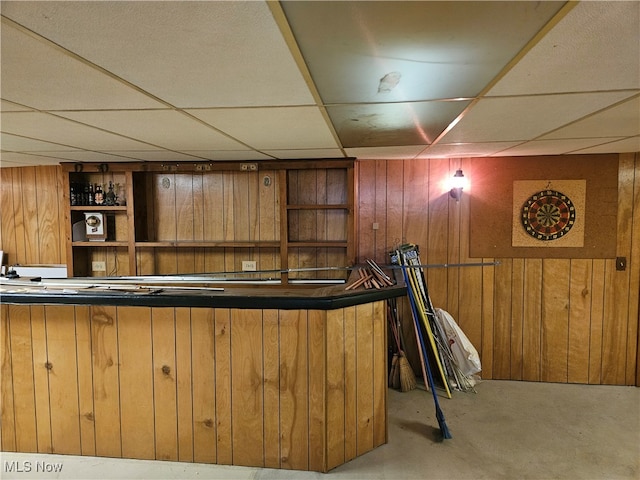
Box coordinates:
[92,261,106,272]
[242,260,257,271]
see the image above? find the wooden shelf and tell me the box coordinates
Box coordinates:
[63,160,355,282]
[72,241,129,247]
[286,204,349,210]
[70,205,127,211]
[287,241,349,248]
[135,241,280,248]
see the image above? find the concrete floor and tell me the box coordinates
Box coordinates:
[2,380,638,479]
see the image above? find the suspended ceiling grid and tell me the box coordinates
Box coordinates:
[0,1,638,167]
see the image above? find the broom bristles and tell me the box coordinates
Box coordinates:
[398,354,417,392]
[389,353,400,389]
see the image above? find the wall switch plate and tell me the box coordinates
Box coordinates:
[92,261,106,272]
[242,260,257,271]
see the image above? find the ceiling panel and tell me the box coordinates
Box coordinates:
[327,100,470,147]
[55,110,250,151]
[0,1,638,167]
[488,1,640,96]
[440,91,637,144]
[282,1,565,103]
[1,112,159,151]
[0,18,165,110]
[573,136,640,155]
[1,1,315,108]
[419,141,522,158]
[187,106,339,150]
[540,95,640,140]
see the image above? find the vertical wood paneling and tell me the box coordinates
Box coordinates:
[308,310,326,472]
[355,303,373,456]
[522,259,543,381]
[36,166,62,264]
[326,308,345,471]
[279,309,308,470]
[191,308,216,464]
[9,307,37,452]
[90,306,121,457]
[74,306,96,456]
[30,306,52,453]
[0,169,18,265]
[175,308,193,462]
[372,301,386,448]
[385,162,404,263]
[118,306,155,459]
[45,305,81,454]
[262,309,281,469]
[231,308,265,467]
[343,305,357,462]
[426,159,449,307]
[493,259,512,378]
[541,259,571,383]
[357,161,376,261]
[0,304,17,452]
[151,308,178,461]
[213,308,232,464]
[568,260,592,383]
[510,259,525,380]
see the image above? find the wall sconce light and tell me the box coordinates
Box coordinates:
[449,169,465,201]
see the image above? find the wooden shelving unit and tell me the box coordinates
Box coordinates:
[61,160,356,284]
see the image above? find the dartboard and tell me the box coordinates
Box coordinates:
[521,189,576,241]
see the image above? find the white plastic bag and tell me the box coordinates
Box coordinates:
[435,308,481,376]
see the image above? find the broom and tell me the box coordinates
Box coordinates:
[401,265,452,439]
[388,299,417,392]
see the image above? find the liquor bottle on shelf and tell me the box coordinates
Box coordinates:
[88,183,95,205]
[70,183,78,206]
[95,184,104,205]
[105,181,116,206]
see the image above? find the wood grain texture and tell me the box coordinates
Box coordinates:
[308,310,326,472]
[326,308,345,470]
[8,307,37,452]
[541,259,571,383]
[191,307,216,464]
[355,303,374,456]
[0,304,17,452]
[30,306,52,453]
[45,305,81,454]
[262,309,281,469]
[90,306,122,457]
[75,306,96,456]
[175,308,194,462]
[213,308,232,465]
[117,306,155,459]
[152,308,178,461]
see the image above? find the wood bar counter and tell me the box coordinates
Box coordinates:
[0,277,404,472]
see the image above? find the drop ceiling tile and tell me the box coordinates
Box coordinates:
[494,138,625,157]
[262,148,345,160]
[0,100,33,112]
[488,2,640,96]
[419,142,522,158]
[440,92,635,144]
[0,20,164,110]
[32,151,143,163]
[0,133,82,152]
[0,152,65,166]
[572,136,640,155]
[180,151,273,161]
[345,145,425,160]
[1,112,157,151]
[283,1,564,103]
[55,110,249,151]
[95,151,210,162]
[1,1,314,108]
[328,100,470,148]
[540,95,640,140]
[187,107,338,150]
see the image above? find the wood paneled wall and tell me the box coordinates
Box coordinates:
[1,154,639,385]
[357,153,640,386]
[0,302,387,471]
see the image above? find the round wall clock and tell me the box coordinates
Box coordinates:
[521,189,576,241]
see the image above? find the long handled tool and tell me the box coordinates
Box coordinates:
[401,265,452,439]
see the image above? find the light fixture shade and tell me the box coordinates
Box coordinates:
[450,169,465,201]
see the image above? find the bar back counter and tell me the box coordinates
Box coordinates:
[0,276,404,472]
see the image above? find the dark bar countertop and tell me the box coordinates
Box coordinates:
[0,271,405,310]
